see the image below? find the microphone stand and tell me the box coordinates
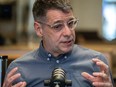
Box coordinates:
[54,83,60,87]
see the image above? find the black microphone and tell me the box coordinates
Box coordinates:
[44,68,72,87]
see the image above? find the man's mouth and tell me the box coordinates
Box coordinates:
[62,40,73,46]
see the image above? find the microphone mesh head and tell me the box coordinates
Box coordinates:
[51,68,66,86]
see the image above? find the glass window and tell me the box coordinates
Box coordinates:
[102,0,116,41]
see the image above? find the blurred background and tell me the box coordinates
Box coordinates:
[0,0,116,85]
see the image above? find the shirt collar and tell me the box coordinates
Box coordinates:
[38,41,72,62]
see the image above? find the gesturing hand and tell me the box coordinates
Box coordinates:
[82,58,113,87]
[3,67,27,87]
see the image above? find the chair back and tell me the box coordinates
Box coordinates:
[0,56,8,87]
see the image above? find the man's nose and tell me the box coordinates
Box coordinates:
[62,24,72,36]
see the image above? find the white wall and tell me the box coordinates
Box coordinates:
[71,0,102,35]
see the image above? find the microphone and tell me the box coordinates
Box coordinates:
[44,68,72,87]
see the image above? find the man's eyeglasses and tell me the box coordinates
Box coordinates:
[37,18,79,32]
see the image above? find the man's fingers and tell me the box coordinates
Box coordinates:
[81,72,95,82]
[82,72,113,87]
[3,73,21,87]
[93,72,108,79]
[3,67,27,87]
[93,81,112,87]
[92,58,108,69]
[12,82,24,87]
[8,73,21,84]
[20,82,27,87]
[81,59,113,87]
[12,81,27,87]
[7,67,18,78]
[92,58,109,73]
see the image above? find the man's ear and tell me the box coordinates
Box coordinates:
[34,21,43,37]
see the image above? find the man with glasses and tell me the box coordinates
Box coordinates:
[3,0,114,87]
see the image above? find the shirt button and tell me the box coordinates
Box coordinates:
[48,54,52,57]
[47,58,50,61]
[56,60,60,63]
[64,56,67,59]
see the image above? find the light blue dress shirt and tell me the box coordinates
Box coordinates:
[6,42,114,87]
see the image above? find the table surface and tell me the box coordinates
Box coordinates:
[0,44,38,59]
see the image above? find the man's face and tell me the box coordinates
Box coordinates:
[38,9,76,57]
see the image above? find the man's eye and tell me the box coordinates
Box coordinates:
[68,21,74,27]
[68,20,77,28]
[52,23,64,31]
